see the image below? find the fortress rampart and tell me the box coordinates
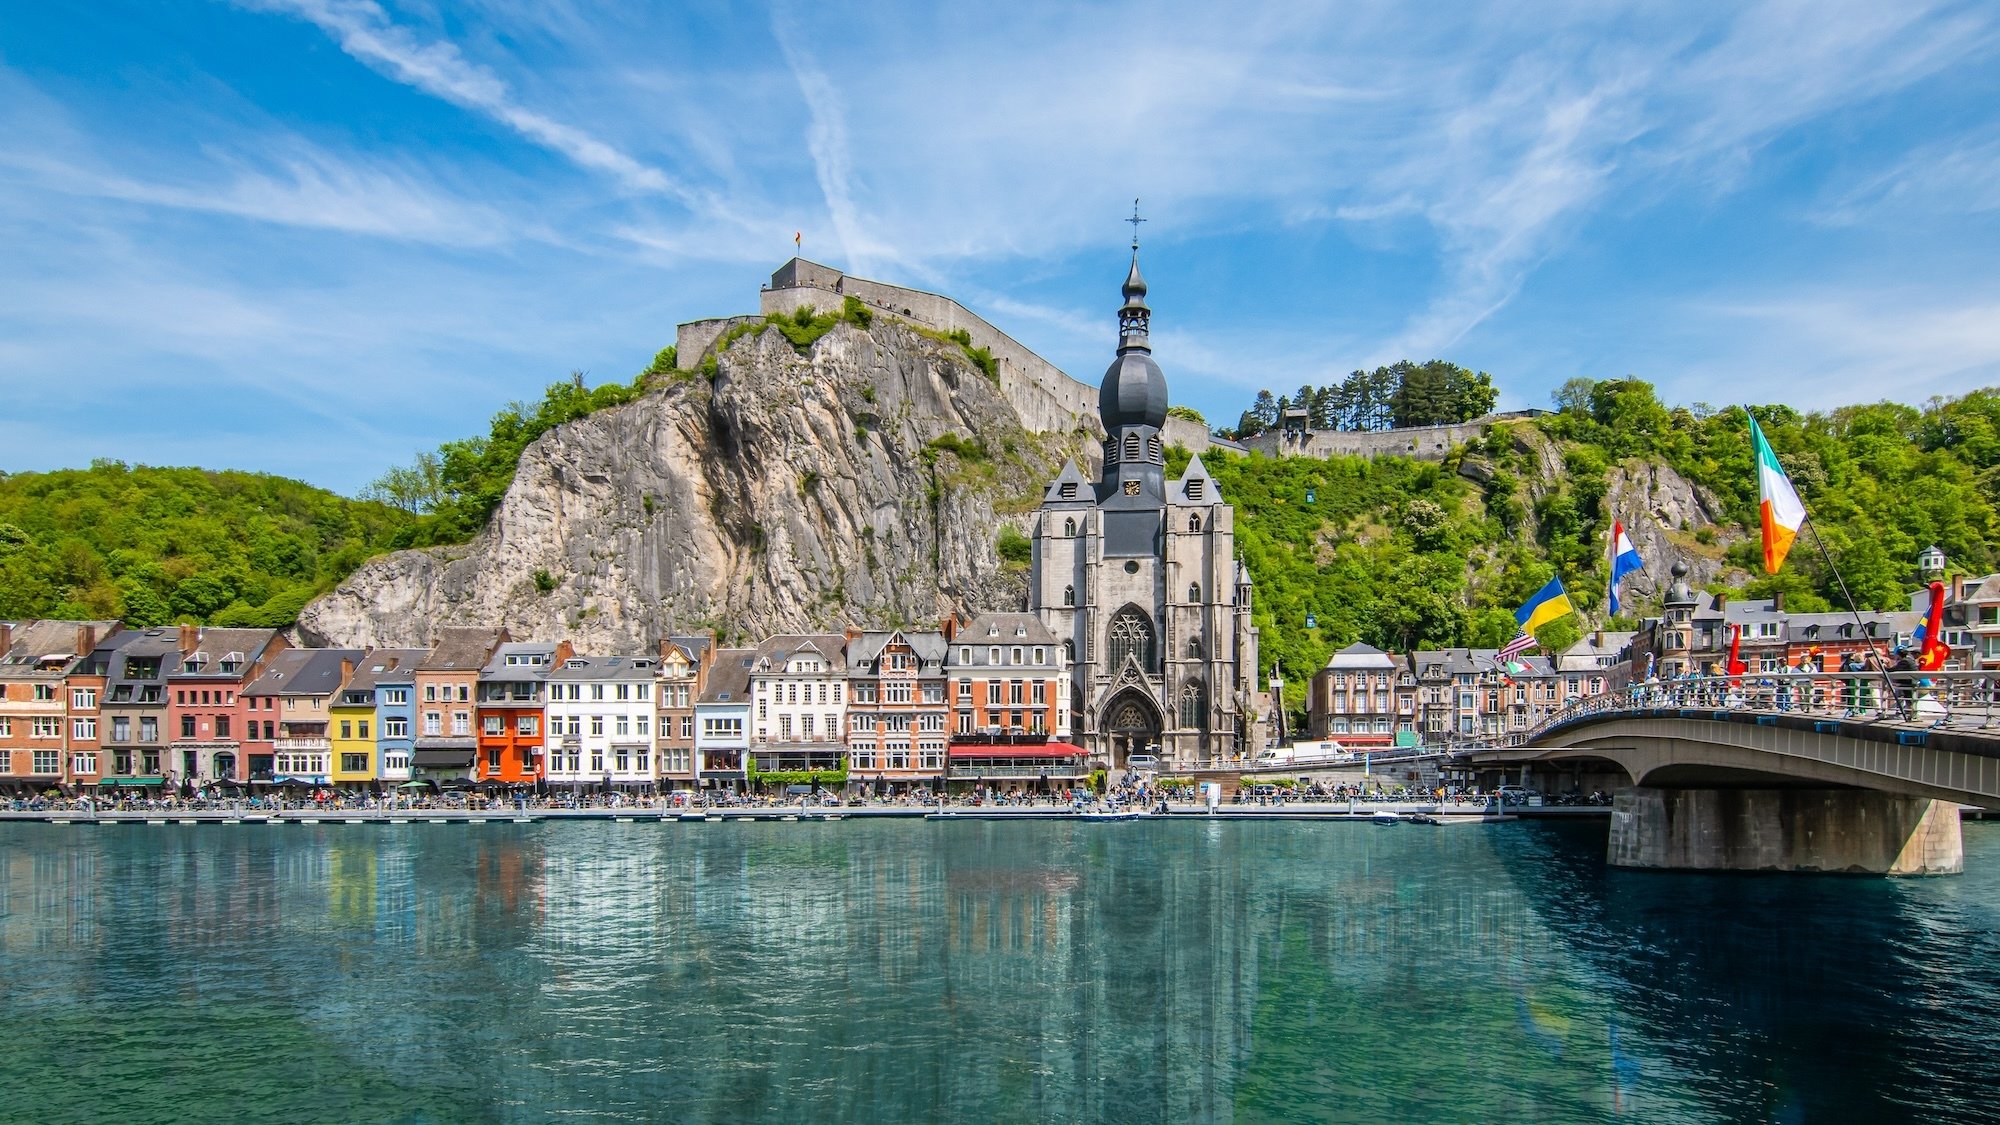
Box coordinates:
[673,258,1512,463]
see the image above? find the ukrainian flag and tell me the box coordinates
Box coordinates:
[1515,577,1574,634]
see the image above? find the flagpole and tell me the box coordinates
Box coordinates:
[1802,514,1907,720]
[1746,405,1905,719]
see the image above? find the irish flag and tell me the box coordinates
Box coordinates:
[1748,413,1805,574]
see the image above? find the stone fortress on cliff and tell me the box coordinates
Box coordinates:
[675,258,1538,464]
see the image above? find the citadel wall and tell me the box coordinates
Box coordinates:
[672,259,1502,465]
[1236,413,1539,462]
[755,259,1099,436]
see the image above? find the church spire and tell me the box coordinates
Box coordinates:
[1119,199,1151,351]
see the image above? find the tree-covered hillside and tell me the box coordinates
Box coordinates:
[0,463,414,626]
[1197,379,2000,693]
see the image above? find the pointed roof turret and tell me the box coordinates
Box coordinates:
[1042,459,1093,504]
[1172,452,1221,504]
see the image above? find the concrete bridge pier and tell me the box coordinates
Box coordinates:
[1608,787,1962,875]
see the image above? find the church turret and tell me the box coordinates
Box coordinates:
[1097,213,1169,530]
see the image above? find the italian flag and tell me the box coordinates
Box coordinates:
[1748,413,1805,574]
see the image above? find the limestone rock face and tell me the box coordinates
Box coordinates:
[1604,458,1735,604]
[298,322,1077,649]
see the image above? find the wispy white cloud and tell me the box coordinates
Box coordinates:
[1817,131,2000,224]
[242,0,688,198]
[0,146,512,246]
[7,0,1999,490]
[1679,290,2000,408]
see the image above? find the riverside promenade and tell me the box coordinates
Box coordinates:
[0,802,1552,826]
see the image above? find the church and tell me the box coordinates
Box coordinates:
[1029,248,1265,769]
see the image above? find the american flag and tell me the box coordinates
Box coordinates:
[1498,631,1536,661]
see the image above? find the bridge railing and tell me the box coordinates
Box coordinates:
[1512,669,2000,746]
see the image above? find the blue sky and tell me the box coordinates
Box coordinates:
[4,1,1999,495]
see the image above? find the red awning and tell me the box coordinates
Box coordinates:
[948,741,1086,759]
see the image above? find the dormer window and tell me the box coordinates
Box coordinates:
[1060,482,1077,500]
[183,651,208,673]
[565,659,588,668]
[1014,625,1027,637]
[1186,479,1204,501]
[987,625,999,637]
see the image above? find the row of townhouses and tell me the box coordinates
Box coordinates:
[6,561,1994,787]
[0,614,1082,795]
[1302,634,1637,749]
[1304,562,2000,748]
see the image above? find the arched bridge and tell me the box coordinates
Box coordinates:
[1468,672,2000,876]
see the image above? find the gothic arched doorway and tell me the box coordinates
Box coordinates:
[1100,689,1162,770]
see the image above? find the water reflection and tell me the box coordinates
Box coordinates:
[0,820,1996,1122]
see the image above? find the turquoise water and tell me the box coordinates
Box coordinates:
[3,818,1998,1123]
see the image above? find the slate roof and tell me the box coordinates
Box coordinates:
[846,630,947,672]
[420,627,506,672]
[752,634,848,674]
[697,648,757,705]
[547,654,657,682]
[344,649,429,692]
[0,619,122,675]
[482,642,563,682]
[246,648,362,697]
[167,628,282,681]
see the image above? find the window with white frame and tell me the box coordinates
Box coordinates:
[71,753,97,774]
[72,718,96,740]
[71,688,97,709]
[32,751,60,774]
[31,717,60,739]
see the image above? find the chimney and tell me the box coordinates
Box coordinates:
[1772,592,1785,613]
[179,624,200,653]
[0,622,12,654]
[941,616,956,642]
[76,625,98,658]
[845,626,862,644]
[1591,630,1604,647]
[340,658,355,686]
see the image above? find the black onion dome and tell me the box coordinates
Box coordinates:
[1100,350,1168,429]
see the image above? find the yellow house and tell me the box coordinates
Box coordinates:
[330,653,379,788]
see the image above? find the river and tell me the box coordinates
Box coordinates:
[1,818,1996,1123]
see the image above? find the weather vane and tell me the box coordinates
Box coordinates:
[1127,198,1145,250]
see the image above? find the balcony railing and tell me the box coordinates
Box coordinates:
[1514,669,2000,745]
[274,738,330,751]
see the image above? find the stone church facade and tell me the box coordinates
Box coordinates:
[1028,251,1263,769]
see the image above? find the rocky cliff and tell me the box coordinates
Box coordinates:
[298,321,1089,649]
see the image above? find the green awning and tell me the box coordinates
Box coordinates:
[97,777,166,787]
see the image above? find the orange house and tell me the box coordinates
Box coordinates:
[477,640,572,785]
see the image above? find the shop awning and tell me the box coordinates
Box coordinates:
[273,775,331,785]
[948,741,1087,759]
[96,776,166,787]
[411,750,474,768]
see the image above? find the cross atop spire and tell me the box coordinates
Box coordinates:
[1126,198,1146,251]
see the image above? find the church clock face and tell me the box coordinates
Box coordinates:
[1123,480,1141,496]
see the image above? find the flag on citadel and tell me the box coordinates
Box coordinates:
[1607,522,1643,616]
[1514,577,1574,635]
[1748,412,1806,574]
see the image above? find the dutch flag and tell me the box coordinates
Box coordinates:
[1608,521,1644,616]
